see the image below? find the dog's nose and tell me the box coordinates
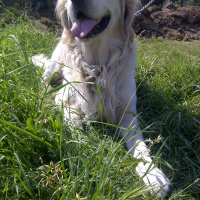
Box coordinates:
[71,0,81,6]
[70,0,87,16]
[71,0,86,9]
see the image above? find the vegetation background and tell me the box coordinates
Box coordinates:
[0,2,200,199]
[141,0,200,7]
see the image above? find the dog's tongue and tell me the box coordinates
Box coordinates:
[70,18,97,38]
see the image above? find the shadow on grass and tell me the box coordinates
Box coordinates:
[136,82,200,199]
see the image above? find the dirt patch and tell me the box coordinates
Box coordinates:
[1,0,61,32]
[133,3,200,41]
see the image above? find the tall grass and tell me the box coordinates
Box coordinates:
[0,5,200,199]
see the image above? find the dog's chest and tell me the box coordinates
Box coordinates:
[63,62,120,123]
[85,65,120,123]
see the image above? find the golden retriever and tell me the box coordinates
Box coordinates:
[32,0,170,197]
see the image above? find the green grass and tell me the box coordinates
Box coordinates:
[136,39,200,199]
[0,6,200,200]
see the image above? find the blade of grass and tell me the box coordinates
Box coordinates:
[0,119,52,147]
[14,152,35,199]
[9,35,29,64]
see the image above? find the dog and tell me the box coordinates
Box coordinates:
[32,0,170,197]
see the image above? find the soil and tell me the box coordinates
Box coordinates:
[2,1,200,41]
[133,3,200,41]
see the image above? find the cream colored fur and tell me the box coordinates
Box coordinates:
[32,0,170,197]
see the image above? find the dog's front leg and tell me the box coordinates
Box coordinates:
[119,112,170,197]
[32,42,64,84]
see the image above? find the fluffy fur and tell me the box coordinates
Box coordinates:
[32,0,170,197]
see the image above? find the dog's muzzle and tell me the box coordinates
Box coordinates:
[70,11,110,39]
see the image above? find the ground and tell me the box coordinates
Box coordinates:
[1,1,200,199]
[134,3,200,41]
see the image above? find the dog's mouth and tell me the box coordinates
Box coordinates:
[70,12,110,39]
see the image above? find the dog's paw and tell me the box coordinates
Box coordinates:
[31,54,47,69]
[143,166,169,197]
[136,162,170,197]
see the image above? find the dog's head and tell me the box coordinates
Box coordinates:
[56,0,140,41]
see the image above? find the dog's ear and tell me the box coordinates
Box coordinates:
[56,0,73,33]
[56,0,68,28]
[123,0,140,40]
[56,0,74,41]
